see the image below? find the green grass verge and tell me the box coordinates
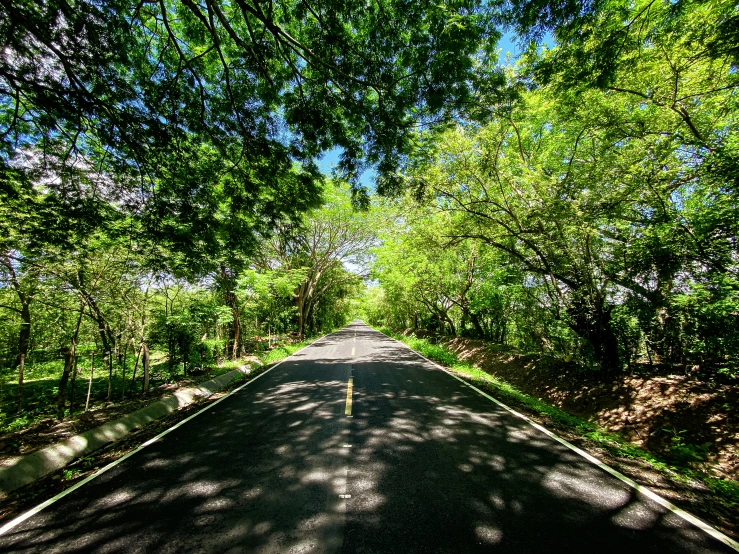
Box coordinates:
[257,325,345,366]
[260,340,313,365]
[378,327,739,508]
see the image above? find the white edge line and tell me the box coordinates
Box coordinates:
[0,332,335,538]
[376,328,739,553]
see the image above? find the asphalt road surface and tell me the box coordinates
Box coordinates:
[0,321,735,553]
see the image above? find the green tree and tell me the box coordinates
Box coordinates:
[259,182,382,337]
[1,0,501,250]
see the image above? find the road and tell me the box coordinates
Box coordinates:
[0,321,735,553]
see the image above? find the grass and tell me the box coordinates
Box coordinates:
[216,359,246,372]
[707,478,739,505]
[378,326,739,508]
[260,338,314,365]
[0,331,325,435]
[0,350,181,434]
[0,323,332,430]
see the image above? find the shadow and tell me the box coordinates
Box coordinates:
[0,323,733,553]
[435,332,739,472]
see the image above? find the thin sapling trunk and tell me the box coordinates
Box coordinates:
[69,354,80,412]
[16,353,25,414]
[57,348,75,420]
[58,303,84,419]
[129,342,142,395]
[85,352,95,412]
[142,343,150,394]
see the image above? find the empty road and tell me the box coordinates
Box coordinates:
[0,321,735,553]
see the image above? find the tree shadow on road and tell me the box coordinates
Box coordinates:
[0,324,732,553]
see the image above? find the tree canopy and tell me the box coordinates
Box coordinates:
[366,0,739,374]
[1,0,738,436]
[1,0,500,266]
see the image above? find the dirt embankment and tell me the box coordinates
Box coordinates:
[405,331,739,478]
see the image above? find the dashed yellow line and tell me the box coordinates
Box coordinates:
[351,346,355,356]
[345,378,353,416]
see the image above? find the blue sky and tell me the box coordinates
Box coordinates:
[497,30,522,63]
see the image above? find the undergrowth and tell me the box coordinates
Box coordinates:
[0,334,322,436]
[261,340,311,365]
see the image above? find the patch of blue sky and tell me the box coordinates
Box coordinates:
[316,146,377,191]
[497,29,555,65]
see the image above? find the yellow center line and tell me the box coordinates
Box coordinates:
[351,346,355,356]
[345,378,353,416]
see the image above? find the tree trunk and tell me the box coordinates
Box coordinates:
[219,265,242,361]
[168,326,176,373]
[69,355,80,412]
[57,348,75,420]
[116,333,123,365]
[231,310,241,360]
[499,320,507,344]
[2,254,31,375]
[85,352,95,412]
[295,285,307,339]
[650,308,683,366]
[442,312,456,336]
[121,340,128,401]
[17,300,31,371]
[295,274,319,339]
[78,290,114,399]
[130,343,142,394]
[59,303,84,418]
[306,297,316,336]
[14,298,31,414]
[567,295,621,373]
[297,302,306,338]
[142,344,150,394]
[466,309,485,339]
[16,352,25,414]
[1,254,32,411]
[106,350,113,401]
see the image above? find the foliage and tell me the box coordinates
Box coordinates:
[0,182,369,425]
[367,2,739,375]
[261,340,312,366]
[0,0,499,252]
[257,182,383,336]
[0,0,737,510]
[707,479,739,508]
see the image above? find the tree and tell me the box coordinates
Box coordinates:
[258,182,382,337]
[1,0,500,247]
[0,253,37,411]
[401,12,739,370]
